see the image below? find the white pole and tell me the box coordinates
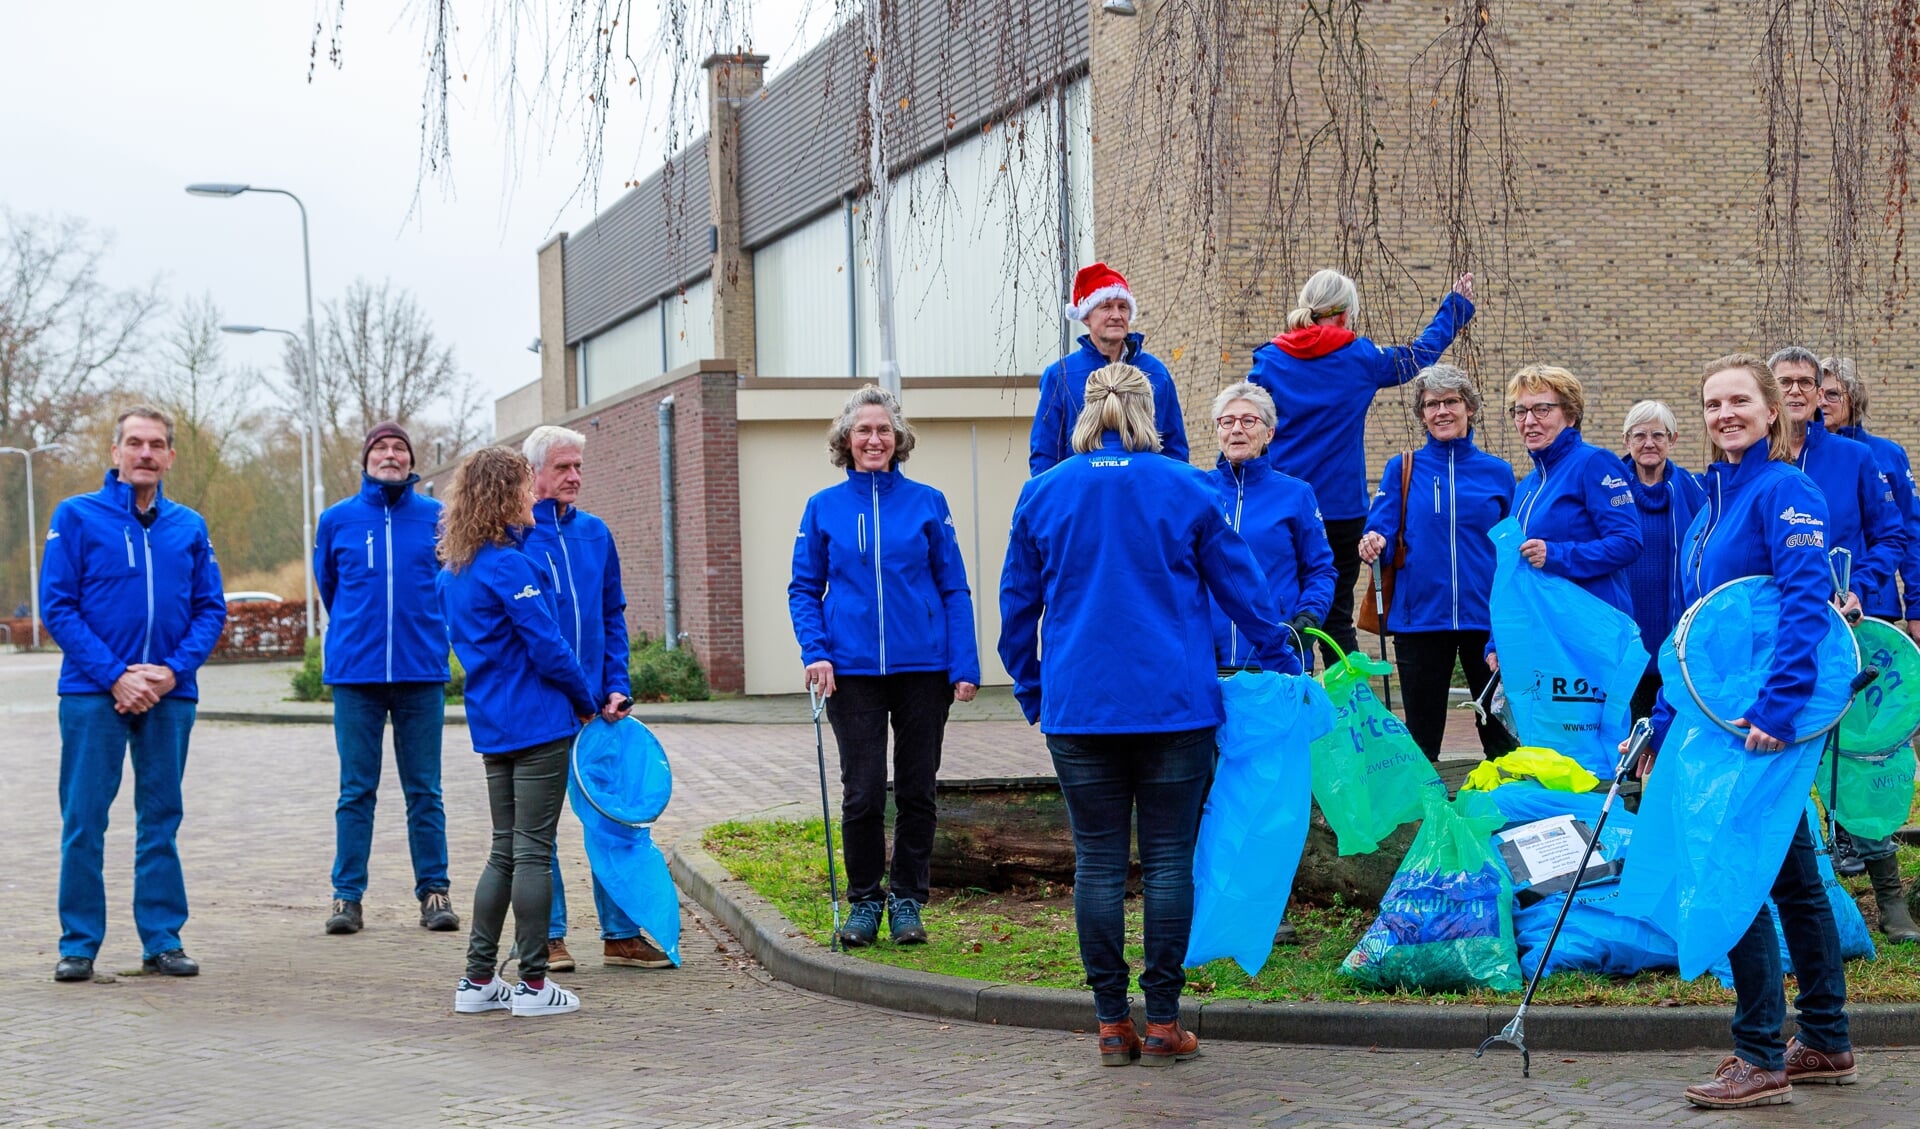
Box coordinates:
[24,450,39,650]
[865,0,901,401]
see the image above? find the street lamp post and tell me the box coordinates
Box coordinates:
[220,325,317,637]
[186,182,327,631]
[1,442,68,649]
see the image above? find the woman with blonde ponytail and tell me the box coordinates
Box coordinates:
[999,362,1301,1069]
[1246,268,1475,666]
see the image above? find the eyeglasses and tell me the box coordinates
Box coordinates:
[1215,414,1265,432]
[1818,388,1846,404]
[1508,402,1563,421]
[1420,396,1467,414]
[1779,377,1819,392]
[1627,430,1672,446]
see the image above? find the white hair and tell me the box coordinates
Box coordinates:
[1210,382,1276,429]
[1622,400,1678,438]
[523,424,586,471]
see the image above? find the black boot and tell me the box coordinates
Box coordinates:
[1866,854,1920,944]
[1833,827,1867,878]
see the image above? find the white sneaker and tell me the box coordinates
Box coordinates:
[510,979,580,1016]
[454,977,513,1013]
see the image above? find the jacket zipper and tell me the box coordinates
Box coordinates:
[556,517,582,656]
[1447,450,1460,629]
[366,530,374,569]
[872,476,887,674]
[124,528,135,568]
[384,506,395,682]
[141,526,156,664]
[1691,474,1723,594]
[1230,467,1246,664]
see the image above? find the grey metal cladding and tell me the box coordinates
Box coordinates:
[737,0,1087,250]
[562,137,712,344]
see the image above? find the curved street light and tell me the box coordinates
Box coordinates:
[1,442,69,649]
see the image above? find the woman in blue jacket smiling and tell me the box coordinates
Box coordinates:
[1643,354,1853,1110]
[1206,381,1336,672]
[789,386,980,950]
[999,364,1299,1069]
[1489,364,1642,674]
[438,446,599,1020]
[1359,364,1516,762]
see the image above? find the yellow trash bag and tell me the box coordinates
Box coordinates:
[1460,746,1600,795]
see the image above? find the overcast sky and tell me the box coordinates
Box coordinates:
[1,1,833,422]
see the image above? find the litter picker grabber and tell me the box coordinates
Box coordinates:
[1370,559,1394,711]
[1477,716,1654,1077]
[809,684,844,952]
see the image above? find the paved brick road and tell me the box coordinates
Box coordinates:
[4,653,1918,1127]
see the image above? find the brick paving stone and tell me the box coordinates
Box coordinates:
[5,652,1920,1126]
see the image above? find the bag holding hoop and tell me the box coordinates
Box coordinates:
[1356,451,1413,637]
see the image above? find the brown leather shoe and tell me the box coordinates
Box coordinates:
[546,938,577,973]
[1139,1019,1199,1067]
[604,935,674,969]
[1684,1056,1792,1109]
[1784,1038,1857,1085]
[1097,1020,1141,1067]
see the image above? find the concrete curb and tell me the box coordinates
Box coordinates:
[668,833,1920,1051]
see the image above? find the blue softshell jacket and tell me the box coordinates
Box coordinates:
[1811,420,1911,618]
[1620,455,1708,659]
[522,499,632,700]
[1028,334,1190,476]
[789,466,982,685]
[1511,427,1642,615]
[1206,451,1336,667]
[1245,291,1473,519]
[1364,431,1516,633]
[40,471,227,700]
[1650,455,1834,748]
[999,432,1302,734]
[314,475,450,685]
[437,536,596,755]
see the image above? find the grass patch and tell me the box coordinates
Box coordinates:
[704,817,1920,1006]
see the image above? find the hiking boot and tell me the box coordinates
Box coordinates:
[419,889,460,932]
[325,898,364,935]
[142,949,200,977]
[888,895,928,945]
[1139,1019,1199,1066]
[1784,1038,1857,1085]
[1098,1020,1142,1067]
[1684,1056,1792,1109]
[837,900,883,948]
[1866,854,1920,944]
[1833,828,1867,878]
[604,935,674,969]
[453,976,513,1013]
[53,956,94,983]
[545,938,577,973]
[510,979,580,1017]
[1273,917,1299,945]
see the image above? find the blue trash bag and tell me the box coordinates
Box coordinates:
[1486,518,1647,778]
[1612,577,1856,980]
[569,716,681,966]
[1774,802,1876,967]
[1184,671,1334,976]
[1340,789,1523,992]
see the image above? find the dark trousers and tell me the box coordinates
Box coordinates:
[1393,630,1513,762]
[466,736,570,981]
[1727,817,1850,1071]
[1320,516,1367,667]
[1629,668,1663,729]
[330,682,448,902]
[1048,726,1216,1024]
[824,671,953,905]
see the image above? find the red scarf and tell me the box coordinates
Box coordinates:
[1271,323,1357,360]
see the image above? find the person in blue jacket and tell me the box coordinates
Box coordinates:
[1636,354,1854,1109]
[1488,364,1643,675]
[519,423,670,973]
[1207,381,1335,672]
[1617,401,1709,723]
[439,445,608,1020]
[789,386,980,949]
[1246,268,1475,666]
[41,406,227,983]
[1358,364,1516,763]
[999,363,1300,1069]
[1770,346,1904,627]
[1029,262,1188,475]
[1815,355,1920,943]
[314,421,457,938]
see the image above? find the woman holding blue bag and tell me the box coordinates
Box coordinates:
[1641,353,1854,1109]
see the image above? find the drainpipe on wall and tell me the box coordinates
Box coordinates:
[658,395,679,651]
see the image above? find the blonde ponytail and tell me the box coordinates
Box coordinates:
[1070,364,1162,455]
[1285,269,1359,331]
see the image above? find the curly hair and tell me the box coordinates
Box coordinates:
[826,385,916,468]
[437,445,533,571]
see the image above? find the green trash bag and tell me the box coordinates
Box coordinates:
[1305,628,1445,855]
[1839,617,1920,755]
[1818,744,1917,841]
[1339,789,1524,993]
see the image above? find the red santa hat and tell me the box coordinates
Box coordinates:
[1064,262,1137,323]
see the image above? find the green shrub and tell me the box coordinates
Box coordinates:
[629,632,710,702]
[289,636,465,703]
[446,650,465,704]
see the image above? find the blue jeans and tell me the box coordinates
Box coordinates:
[549,851,640,941]
[1047,727,1216,1024]
[58,694,196,959]
[331,683,450,901]
[1727,816,1850,1070]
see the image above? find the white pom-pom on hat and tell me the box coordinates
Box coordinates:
[1065,262,1138,322]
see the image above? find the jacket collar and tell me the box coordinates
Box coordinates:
[1835,422,1872,443]
[1422,429,1479,456]
[532,496,579,527]
[1527,426,1584,473]
[358,473,419,509]
[102,469,167,516]
[1215,449,1274,484]
[1075,332,1142,367]
[1705,448,1776,496]
[1270,323,1357,360]
[845,465,902,493]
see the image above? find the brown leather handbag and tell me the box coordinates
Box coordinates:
[1356,450,1413,636]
